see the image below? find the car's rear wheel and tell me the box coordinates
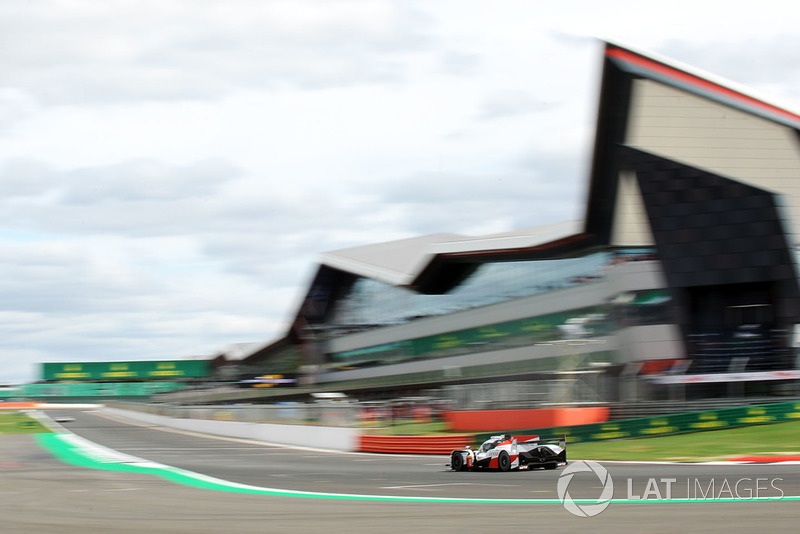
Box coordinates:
[497,450,511,472]
[451,452,465,471]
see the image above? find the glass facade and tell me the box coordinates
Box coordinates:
[323,249,666,371]
[328,287,673,371]
[610,289,674,327]
[331,251,614,328]
[329,304,613,371]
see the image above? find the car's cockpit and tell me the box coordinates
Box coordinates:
[479,434,512,452]
[480,439,499,452]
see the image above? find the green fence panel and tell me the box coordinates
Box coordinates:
[6,381,187,398]
[42,360,211,381]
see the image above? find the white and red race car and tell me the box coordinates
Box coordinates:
[449,434,567,471]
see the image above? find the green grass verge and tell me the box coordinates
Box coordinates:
[0,411,50,434]
[568,420,800,462]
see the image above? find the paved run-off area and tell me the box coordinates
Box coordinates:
[1,433,799,534]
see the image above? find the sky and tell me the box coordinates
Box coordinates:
[3,0,800,384]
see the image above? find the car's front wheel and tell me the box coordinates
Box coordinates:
[497,450,511,472]
[451,451,465,471]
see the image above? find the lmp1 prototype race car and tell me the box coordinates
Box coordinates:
[449,434,567,471]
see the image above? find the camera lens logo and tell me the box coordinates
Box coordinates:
[557,460,614,517]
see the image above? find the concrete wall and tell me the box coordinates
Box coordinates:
[104,406,360,452]
[616,324,686,364]
[604,259,667,293]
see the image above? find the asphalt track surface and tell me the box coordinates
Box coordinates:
[2,407,799,533]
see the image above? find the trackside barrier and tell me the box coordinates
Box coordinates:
[104,407,360,451]
[358,434,475,454]
[442,406,609,432]
[0,403,39,409]
[475,401,800,445]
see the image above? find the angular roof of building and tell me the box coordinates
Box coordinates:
[603,40,800,129]
[318,220,583,287]
[319,233,461,287]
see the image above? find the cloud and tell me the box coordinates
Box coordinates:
[60,158,240,204]
[0,0,435,105]
[0,231,292,382]
[477,90,556,121]
[0,158,241,234]
[0,89,39,135]
[2,1,800,384]
[0,158,57,197]
[438,51,482,76]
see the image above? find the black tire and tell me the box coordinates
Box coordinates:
[497,450,511,472]
[451,452,465,471]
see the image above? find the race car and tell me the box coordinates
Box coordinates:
[448,434,566,471]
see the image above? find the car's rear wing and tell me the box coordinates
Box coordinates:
[539,434,567,449]
[547,434,568,464]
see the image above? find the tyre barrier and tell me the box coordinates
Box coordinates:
[357,434,475,454]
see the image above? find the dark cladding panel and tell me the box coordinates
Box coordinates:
[624,149,790,282]
[621,147,800,327]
